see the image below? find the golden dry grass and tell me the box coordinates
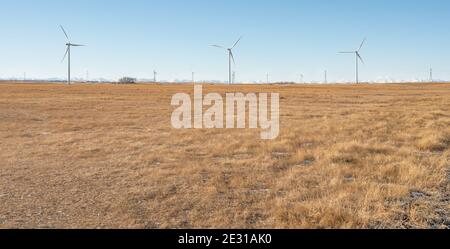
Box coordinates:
[0,82,449,228]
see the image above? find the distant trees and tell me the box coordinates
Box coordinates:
[118,77,137,84]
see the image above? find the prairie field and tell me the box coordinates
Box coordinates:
[0,82,449,229]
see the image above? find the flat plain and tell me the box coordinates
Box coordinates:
[0,82,449,228]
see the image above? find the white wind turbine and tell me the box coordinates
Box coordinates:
[60,25,85,85]
[340,38,366,84]
[211,37,242,85]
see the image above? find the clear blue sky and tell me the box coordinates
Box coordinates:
[1,0,450,82]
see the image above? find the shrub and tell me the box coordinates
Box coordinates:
[118,77,137,84]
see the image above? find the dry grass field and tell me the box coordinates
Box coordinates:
[0,82,449,229]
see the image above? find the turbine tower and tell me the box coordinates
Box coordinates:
[340,38,366,84]
[153,70,157,83]
[60,25,85,85]
[430,67,433,82]
[211,36,242,85]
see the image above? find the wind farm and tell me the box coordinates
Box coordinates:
[1,0,450,231]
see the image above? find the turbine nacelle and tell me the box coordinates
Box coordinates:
[66,43,85,47]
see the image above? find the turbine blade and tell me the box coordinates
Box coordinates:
[339,51,354,54]
[230,51,236,65]
[61,47,69,63]
[232,36,242,49]
[60,25,70,41]
[357,52,365,64]
[358,38,366,51]
[211,45,225,49]
[71,44,85,47]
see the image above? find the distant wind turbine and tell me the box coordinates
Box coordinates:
[60,25,85,85]
[340,38,366,84]
[211,37,242,85]
[429,67,433,82]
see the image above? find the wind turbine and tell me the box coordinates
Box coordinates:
[60,25,85,85]
[429,67,433,82]
[211,36,242,85]
[340,38,366,84]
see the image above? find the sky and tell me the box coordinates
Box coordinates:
[1,0,450,83]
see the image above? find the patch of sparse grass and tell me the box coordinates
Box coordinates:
[329,142,395,165]
[416,131,450,152]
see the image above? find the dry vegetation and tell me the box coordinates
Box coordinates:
[0,82,449,228]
